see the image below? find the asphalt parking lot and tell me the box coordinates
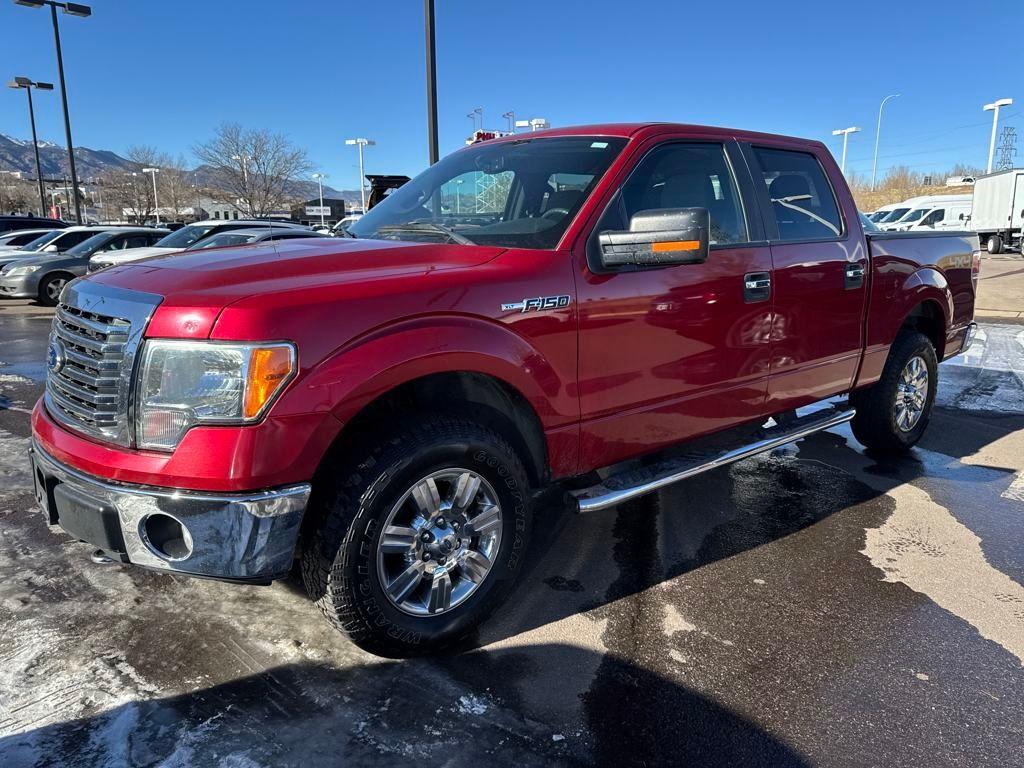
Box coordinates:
[1,293,1022,766]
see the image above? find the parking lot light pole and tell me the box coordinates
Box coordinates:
[831,126,861,174]
[345,138,375,212]
[983,98,1013,174]
[7,76,54,216]
[14,0,92,224]
[312,173,327,227]
[871,94,899,190]
[424,0,438,165]
[142,167,160,224]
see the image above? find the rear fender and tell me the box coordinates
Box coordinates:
[857,267,952,387]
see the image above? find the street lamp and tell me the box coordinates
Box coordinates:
[503,111,515,132]
[14,0,92,224]
[983,98,1013,174]
[871,94,900,190]
[142,167,160,224]
[312,172,328,227]
[230,153,250,215]
[345,138,375,212]
[424,0,438,165]
[831,126,861,174]
[467,107,482,132]
[7,77,54,216]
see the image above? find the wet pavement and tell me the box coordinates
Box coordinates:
[1,302,1022,767]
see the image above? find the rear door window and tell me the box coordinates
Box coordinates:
[752,147,844,241]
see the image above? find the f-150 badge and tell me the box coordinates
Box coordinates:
[501,295,571,313]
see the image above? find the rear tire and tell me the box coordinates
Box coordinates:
[301,416,532,657]
[987,235,1003,255]
[850,331,937,454]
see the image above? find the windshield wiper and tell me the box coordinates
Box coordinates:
[376,221,474,245]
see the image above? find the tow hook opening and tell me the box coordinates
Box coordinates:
[140,513,194,561]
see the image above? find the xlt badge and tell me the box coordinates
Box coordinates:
[501,295,571,313]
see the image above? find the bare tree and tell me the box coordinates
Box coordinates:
[0,176,38,215]
[157,153,192,220]
[193,123,311,217]
[100,168,153,223]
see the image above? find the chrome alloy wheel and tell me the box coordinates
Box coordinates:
[376,469,503,616]
[46,277,68,303]
[894,355,929,432]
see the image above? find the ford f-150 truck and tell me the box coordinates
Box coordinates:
[30,124,979,656]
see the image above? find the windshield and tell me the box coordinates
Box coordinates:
[155,224,217,249]
[859,213,881,232]
[187,232,257,250]
[867,210,890,222]
[65,232,113,257]
[879,207,910,223]
[19,230,65,251]
[902,207,930,223]
[349,136,627,249]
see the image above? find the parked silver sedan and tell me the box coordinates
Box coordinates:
[0,227,168,306]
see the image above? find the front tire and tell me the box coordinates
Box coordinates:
[301,417,532,657]
[987,235,1003,255]
[850,331,938,453]
[37,273,70,307]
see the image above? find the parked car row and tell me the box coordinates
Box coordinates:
[0,219,329,305]
[866,194,973,233]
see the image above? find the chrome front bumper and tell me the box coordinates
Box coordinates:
[30,442,311,583]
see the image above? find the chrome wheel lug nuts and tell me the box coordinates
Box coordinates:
[423,553,431,561]
[421,531,433,543]
[452,521,460,531]
[436,517,446,527]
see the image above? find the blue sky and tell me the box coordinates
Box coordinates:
[2,0,1021,190]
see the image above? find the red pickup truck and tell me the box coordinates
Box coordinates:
[30,123,979,655]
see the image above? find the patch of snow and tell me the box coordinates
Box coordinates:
[456,694,489,715]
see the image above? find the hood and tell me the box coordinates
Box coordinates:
[90,246,180,266]
[1,252,79,270]
[88,237,504,309]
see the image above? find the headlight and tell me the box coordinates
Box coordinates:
[3,265,41,276]
[135,340,296,451]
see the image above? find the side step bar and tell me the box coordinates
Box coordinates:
[572,406,855,513]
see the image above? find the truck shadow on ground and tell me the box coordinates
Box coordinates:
[0,646,811,768]
[459,404,1024,648]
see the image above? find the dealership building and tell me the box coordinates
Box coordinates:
[290,198,347,227]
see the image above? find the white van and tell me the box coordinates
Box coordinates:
[875,196,934,229]
[890,200,973,232]
[879,194,972,231]
[867,203,901,223]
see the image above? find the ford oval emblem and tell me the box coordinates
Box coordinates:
[47,338,65,375]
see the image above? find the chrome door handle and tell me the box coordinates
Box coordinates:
[845,262,865,289]
[744,272,771,303]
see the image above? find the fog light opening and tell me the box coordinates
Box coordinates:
[140,513,194,561]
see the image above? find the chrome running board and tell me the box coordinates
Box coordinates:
[572,405,855,513]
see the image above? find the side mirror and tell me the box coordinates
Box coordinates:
[43,244,58,252]
[599,207,710,269]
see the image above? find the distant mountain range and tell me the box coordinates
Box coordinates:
[0,133,360,204]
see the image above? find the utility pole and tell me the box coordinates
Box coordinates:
[424,0,439,165]
[995,126,1017,171]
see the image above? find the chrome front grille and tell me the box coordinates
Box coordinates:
[44,281,162,447]
[47,305,129,432]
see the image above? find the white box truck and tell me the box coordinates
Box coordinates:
[970,169,1024,254]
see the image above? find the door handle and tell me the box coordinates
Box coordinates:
[845,262,865,290]
[744,271,771,303]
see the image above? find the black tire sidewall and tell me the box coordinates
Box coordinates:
[877,334,938,448]
[333,427,529,653]
[37,274,65,307]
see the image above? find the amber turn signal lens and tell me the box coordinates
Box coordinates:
[651,240,700,253]
[243,346,295,419]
